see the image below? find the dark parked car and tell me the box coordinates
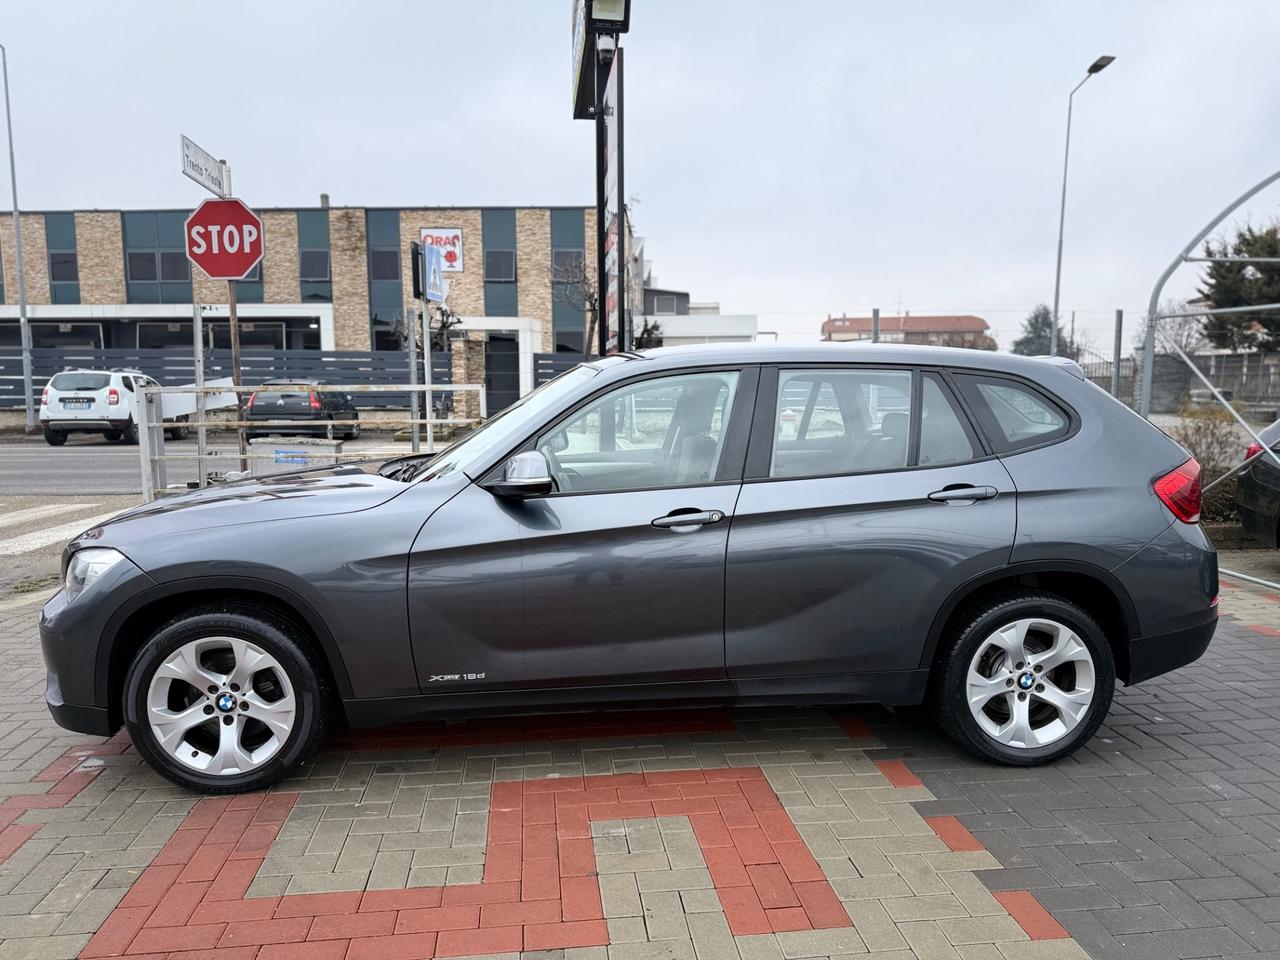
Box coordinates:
[40,344,1218,793]
[244,380,360,440]
[1236,417,1280,546]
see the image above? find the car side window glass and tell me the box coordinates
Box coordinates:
[770,369,912,479]
[959,375,1069,452]
[538,371,740,494]
[918,375,977,466]
[121,378,135,393]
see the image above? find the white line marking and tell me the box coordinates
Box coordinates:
[0,503,99,531]
[0,510,125,557]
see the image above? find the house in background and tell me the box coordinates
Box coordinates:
[821,313,996,350]
[642,285,757,346]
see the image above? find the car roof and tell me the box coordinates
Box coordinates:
[598,342,1084,379]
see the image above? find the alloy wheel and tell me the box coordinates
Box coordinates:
[965,617,1095,750]
[146,636,296,775]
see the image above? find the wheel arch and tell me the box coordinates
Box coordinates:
[99,576,353,731]
[921,561,1141,685]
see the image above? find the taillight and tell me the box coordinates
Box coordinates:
[1153,457,1201,524]
[309,392,322,410]
[107,388,120,406]
[40,387,48,406]
[246,392,257,410]
[1247,442,1264,461]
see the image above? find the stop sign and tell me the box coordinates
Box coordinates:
[185,198,264,280]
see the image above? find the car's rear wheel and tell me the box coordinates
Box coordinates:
[166,416,190,441]
[43,427,67,446]
[123,606,328,793]
[103,429,124,442]
[932,592,1114,766]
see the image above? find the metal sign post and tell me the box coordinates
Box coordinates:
[421,244,446,454]
[193,303,207,486]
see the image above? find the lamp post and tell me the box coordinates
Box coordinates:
[1050,54,1114,357]
[0,43,33,432]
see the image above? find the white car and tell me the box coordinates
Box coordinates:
[39,369,190,446]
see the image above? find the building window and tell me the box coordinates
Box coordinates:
[482,208,518,318]
[654,294,677,315]
[366,209,402,348]
[550,209,587,352]
[484,249,516,282]
[298,210,332,303]
[236,261,264,304]
[124,211,192,304]
[45,213,80,304]
[552,249,584,282]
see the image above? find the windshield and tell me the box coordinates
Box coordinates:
[395,366,598,483]
[51,372,111,391]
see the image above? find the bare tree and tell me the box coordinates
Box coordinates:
[633,316,663,349]
[551,256,599,357]
[1130,299,1209,356]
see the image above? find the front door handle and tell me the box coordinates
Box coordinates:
[652,509,725,529]
[927,485,998,503]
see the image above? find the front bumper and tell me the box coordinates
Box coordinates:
[39,558,153,737]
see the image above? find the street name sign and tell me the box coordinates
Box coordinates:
[180,135,229,198]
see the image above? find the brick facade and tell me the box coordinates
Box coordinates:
[516,209,553,352]
[262,210,299,303]
[329,208,370,351]
[74,212,126,303]
[0,213,50,305]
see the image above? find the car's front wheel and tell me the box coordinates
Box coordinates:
[933,592,1114,766]
[123,605,328,793]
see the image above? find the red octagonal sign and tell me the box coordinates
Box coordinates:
[185,198,264,280]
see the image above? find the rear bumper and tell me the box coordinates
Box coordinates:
[1125,610,1217,685]
[43,419,129,431]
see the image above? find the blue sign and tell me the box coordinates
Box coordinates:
[423,244,446,304]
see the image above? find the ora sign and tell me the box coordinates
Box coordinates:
[185,198,264,280]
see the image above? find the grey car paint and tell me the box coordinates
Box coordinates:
[40,343,1218,739]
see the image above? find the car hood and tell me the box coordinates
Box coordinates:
[78,467,411,544]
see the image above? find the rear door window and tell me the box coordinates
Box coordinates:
[918,374,979,466]
[956,374,1070,452]
[770,369,912,478]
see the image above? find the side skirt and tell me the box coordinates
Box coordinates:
[341,670,929,728]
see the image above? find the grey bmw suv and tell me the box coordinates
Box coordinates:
[40,344,1218,793]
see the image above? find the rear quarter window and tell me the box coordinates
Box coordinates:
[955,374,1071,453]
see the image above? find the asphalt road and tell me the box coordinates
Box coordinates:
[0,432,417,495]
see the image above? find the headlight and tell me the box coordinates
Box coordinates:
[64,548,125,603]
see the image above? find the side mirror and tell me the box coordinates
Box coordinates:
[489,450,554,498]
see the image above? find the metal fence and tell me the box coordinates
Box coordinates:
[0,347,452,410]
[534,352,586,386]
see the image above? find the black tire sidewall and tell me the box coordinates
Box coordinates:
[123,610,324,793]
[44,428,66,446]
[941,594,1115,766]
[125,418,139,445]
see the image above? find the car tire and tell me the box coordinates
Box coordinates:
[43,427,67,446]
[122,605,329,794]
[103,430,124,442]
[343,419,360,441]
[166,416,190,441]
[124,418,139,445]
[931,591,1114,766]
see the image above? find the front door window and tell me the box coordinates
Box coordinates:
[538,371,740,493]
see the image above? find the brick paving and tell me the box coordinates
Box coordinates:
[1,579,1278,959]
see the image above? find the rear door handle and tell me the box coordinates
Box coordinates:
[652,510,725,529]
[927,485,998,503]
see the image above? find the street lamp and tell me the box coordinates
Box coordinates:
[0,43,32,432]
[1050,54,1114,357]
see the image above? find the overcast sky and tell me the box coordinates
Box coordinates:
[5,1,1280,349]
